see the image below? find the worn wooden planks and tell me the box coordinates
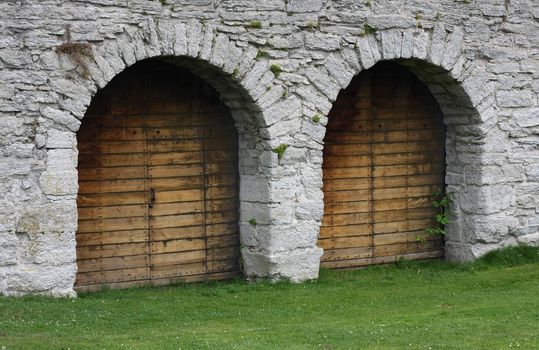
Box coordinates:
[75,60,240,291]
[320,62,445,269]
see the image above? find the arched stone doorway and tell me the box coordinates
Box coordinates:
[76,60,240,291]
[320,62,446,269]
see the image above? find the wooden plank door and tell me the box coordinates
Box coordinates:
[75,61,240,291]
[320,62,445,269]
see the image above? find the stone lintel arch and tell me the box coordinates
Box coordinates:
[300,25,502,263]
[41,18,323,295]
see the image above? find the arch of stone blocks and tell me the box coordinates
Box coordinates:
[294,25,504,262]
[32,19,325,296]
[3,17,526,296]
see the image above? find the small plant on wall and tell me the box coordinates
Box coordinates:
[55,25,93,78]
[425,189,450,236]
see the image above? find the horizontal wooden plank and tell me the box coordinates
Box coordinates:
[76,267,150,286]
[149,164,203,178]
[373,218,436,235]
[151,238,205,255]
[78,192,148,207]
[373,230,442,246]
[76,229,148,246]
[150,213,205,230]
[79,179,148,194]
[77,242,149,260]
[78,153,147,168]
[77,254,149,273]
[373,207,437,223]
[319,223,372,238]
[78,127,146,142]
[321,212,371,227]
[374,240,443,257]
[324,129,444,144]
[320,250,444,269]
[324,141,443,156]
[155,189,204,204]
[151,246,240,267]
[149,177,204,191]
[78,140,147,155]
[321,246,372,261]
[79,166,146,181]
[145,271,240,288]
[318,235,371,250]
[78,204,148,220]
[150,201,205,216]
[77,216,149,234]
[151,226,205,241]
[324,201,371,215]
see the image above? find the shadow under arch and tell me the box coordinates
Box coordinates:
[74,56,269,291]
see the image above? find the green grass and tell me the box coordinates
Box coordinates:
[1,245,538,349]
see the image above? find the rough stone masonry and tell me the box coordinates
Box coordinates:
[0,0,538,296]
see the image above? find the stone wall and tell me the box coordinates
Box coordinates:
[0,0,537,296]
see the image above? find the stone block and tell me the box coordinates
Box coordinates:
[46,129,76,149]
[39,170,78,196]
[305,66,340,101]
[496,90,536,108]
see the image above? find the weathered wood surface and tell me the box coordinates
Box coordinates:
[320,62,445,269]
[76,61,240,290]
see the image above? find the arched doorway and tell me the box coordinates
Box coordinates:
[320,62,446,269]
[75,60,240,291]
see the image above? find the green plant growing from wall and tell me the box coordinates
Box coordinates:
[270,64,283,77]
[306,20,320,31]
[249,218,257,226]
[359,23,377,37]
[247,20,262,29]
[55,26,93,78]
[311,115,321,123]
[425,189,450,236]
[256,50,270,60]
[272,144,288,160]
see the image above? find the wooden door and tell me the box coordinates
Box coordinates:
[320,62,445,269]
[76,61,240,291]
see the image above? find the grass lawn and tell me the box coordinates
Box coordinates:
[1,246,538,350]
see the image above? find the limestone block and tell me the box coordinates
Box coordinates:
[199,25,214,61]
[242,247,323,282]
[262,95,301,126]
[294,84,332,115]
[46,146,75,167]
[397,29,412,59]
[287,0,323,12]
[222,41,243,74]
[496,90,536,108]
[39,170,78,196]
[209,33,229,68]
[413,30,429,60]
[305,66,340,101]
[16,201,78,234]
[46,129,76,149]
[441,27,464,70]
[324,53,354,88]
[429,23,447,66]
[16,231,76,265]
[41,107,81,132]
[242,60,269,92]
[157,20,175,55]
[305,32,341,51]
[5,264,76,297]
[459,185,514,215]
[381,30,402,60]
[173,22,188,56]
[239,175,271,203]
